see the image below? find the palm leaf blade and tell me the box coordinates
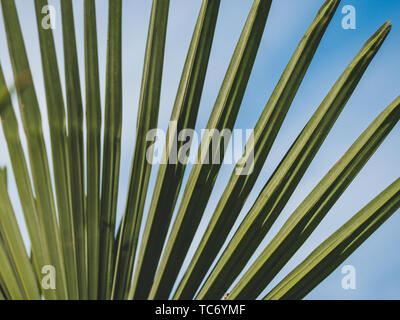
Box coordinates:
[128,0,220,300]
[174,0,341,300]
[265,176,400,300]
[1,0,68,299]
[60,0,87,299]
[0,168,40,299]
[113,0,171,300]
[0,233,25,300]
[0,68,57,300]
[84,0,102,300]
[34,0,80,299]
[148,0,273,300]
[196,21,391,300]
[230,94,400,299]
[99,0,123,300]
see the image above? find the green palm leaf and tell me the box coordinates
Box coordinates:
[229,95,400,299]
[34,0,80,300]
[196,21,391,300]
[60,0,87,299]
[1,0,68,299]
[113,0,170,300]
[0,66,56,300]
[0,230,25,300]
[0,0,398,301]
[128,0,220,300]
[0,274,9,300]
[174,0,340,300]
[148,0,273,300]
[0,168,40,299]
[265,176,400,300]
[99,0,123,300]
[84,0,102,301]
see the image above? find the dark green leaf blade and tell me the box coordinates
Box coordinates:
[0,66,57,300]
[60,0,87,299]
[230,94,400,299]
[34,0,79,299]
[0,168,41,299]
[84,0,102,301]
[174,0,341,300]
[99,0,123,300]
[126,0,219,301]
[196,21,391,300]
[265,177,400,300]
[0,231,24,300]
[112,0,170,300]
[147,0,273,300]
[1,0,68,299]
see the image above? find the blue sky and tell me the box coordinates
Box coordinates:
[0,0,399,299]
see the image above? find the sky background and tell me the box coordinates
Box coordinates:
[0,0,400,299]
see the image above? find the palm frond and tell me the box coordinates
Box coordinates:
[0,66,56,300]
[60,0,87,299]
[84,0,102,301]
[99,0,123,300]
[265,176,400,300]
[1,0,68,299]
[128,0,221,302]
[229,95,400,299]
[113,0,170,300]
[34,0,80,300]
[0,0,398,301]
[196,21,391,300]
[0,168,40,299]
[174,0,340,300]
[148,0,273,300]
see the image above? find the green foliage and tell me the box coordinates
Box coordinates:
[0,0,398,300]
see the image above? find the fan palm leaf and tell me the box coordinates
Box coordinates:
[0,0,398,301]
